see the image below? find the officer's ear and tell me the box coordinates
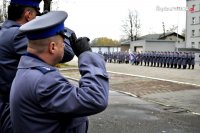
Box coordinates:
[24,8,36,22]
[24,9,32,22]
[48,41,57,54]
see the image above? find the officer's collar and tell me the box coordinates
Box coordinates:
[25,52,45,63]
[2,20,21,28]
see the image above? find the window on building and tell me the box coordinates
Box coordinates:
[199,42,200,49]
[199,16,200,24]
[192,17,196,24]
[198,4,200,11]
[197,16,200,24]
[192,30,195,37]
[199,29,200,36]
[191,42,195,48]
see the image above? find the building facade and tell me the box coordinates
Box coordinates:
[186,0,200,49]
[122,32,184,53]
[130,40,176,53]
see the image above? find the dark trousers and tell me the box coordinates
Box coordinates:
[167,63,169,68]
[174,64,177,68]
[192,65,194,69]
[0,98,13,133]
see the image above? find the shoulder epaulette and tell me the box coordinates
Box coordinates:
[34,66,56,74]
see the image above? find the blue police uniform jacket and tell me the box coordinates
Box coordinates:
[10,51,109,133]
[0,20,74,132]
[0,20,74,99]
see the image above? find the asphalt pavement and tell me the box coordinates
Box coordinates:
[65,59,200,133]
[105,62,200,115]
[88,91,200,133]
[67,79,200,133]
[67,58,200,115]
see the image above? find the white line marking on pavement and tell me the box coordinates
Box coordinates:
[113,90,138,97]
[191,112,200,115]
[108,71,200,87]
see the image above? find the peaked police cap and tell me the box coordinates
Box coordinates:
[19,11,68,40]
[10,0,42,8]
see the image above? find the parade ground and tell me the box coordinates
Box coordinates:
[61,59,200,133]
[60,58,200,132]
[65,58,200,114]
[105,62,200,114]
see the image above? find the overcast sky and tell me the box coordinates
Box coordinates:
[46,0,187,41]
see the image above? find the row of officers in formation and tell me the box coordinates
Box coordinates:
[98,51,196,69]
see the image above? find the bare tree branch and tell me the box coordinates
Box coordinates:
[43,0,52,11]
[121,10,141,41]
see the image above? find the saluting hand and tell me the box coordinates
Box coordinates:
[70,34,91,57]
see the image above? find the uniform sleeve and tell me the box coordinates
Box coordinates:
[59,27,75,63]
[59,39,75,63]
[12,29,28,56]
[36,52,109,117]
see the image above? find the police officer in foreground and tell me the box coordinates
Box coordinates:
[0,0,75,132]
[10,11,109,133]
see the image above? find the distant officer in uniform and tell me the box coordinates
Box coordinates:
[190,52,195,69]
[103,52,108,62]
[153,51,157,67]
[146,51,150,66]
[125,51,129,64]
[166,52,170,68]
[182,52,187,69]
[113,52,117,63]
[187,52,195,69]
[160,52,164,67]
[0,0,75,132]
[169,52,174,68]
[163,52,167,68]
[173,52,178,68]
[177,52,183,69]
[150,51,153,66]
[10,11,109,133]
[98,50,102,55]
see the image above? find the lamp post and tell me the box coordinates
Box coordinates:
[176,25,179,52]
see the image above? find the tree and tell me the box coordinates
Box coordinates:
[91,37,119,46]
[43,0,52,11]
[167,25,178,33]
[166,25,186,37]
[121,10,141,41]
[181,28,185,37]
[0,14,3,23]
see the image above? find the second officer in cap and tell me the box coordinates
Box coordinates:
[0,1,43,132]
[10,11,109,133]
